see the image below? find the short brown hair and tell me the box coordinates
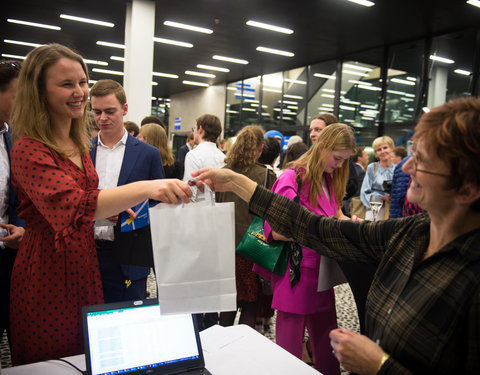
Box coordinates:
[196,114,222,142]
[124,121,139,137]
[413,96,480,210]
[393,146,408,159]
[0,60,21,91]
[141,115,165,129]
[90,79,126,105]
[313,113,338,126]
[351,146,365,162]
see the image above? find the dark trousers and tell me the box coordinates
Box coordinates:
[96,240,147,303]
[0,246,16,347]
[337,261,377,335]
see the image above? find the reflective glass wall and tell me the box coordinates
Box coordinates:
[224,27,480,147]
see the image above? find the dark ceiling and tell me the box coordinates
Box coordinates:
[2,0,480,98]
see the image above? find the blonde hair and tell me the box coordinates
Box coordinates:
[291,123,355,207]
[138,123,174,166]
[224,125,264,172]
[372,136,394,154]
[11,43,90,156]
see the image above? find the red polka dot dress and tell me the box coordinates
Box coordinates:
[9,137,104,365]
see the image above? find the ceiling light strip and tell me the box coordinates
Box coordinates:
[97,41,125,49]
[110,56,125,62]
[197,64,230,72]
[313,73,336,80]
[60,14,114,27]
[7,18,61,30]
[92,68,124,76]
[4,39,43,48]
[153,37,193,48]
[284,78,306,85]
[185,70,215,78]
[83,59,108,66]
[347,0,375,7]
[454,69,471,76]
[246,20,293,34]
[390,78,415,86]
[256,46,294,57]
[467,0,480,9]
[213,55,249,64]
[343,63,373,72]
[164,20,213,34]
[1,54,26,60]
[429,55,454,64]
[182,80,209,87]
[153,72,179,79]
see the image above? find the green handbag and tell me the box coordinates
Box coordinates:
[235,171,301,275]
[235,216,289,275]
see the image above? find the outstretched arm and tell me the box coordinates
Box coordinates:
[95,179,192,220]
[191,168,257,203]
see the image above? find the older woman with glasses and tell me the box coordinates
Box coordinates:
[192,96,480,374]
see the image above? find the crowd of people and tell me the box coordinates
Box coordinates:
[0,42,479,375]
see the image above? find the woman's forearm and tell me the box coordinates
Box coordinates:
[230,173,258,202]
[94,179,192,220]
[95,181,151,220]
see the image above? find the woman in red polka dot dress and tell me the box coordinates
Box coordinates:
[9,44,192,365]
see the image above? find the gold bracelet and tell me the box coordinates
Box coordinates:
[377,352,390,372]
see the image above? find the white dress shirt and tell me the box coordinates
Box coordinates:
[182,141,225,200]
[94,130,128,241]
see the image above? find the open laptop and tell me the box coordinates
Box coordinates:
[82,299,212,375]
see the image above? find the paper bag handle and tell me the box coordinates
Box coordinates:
[203,184,214,206]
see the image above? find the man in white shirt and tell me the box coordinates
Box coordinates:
[183,114,225,201]
[89,79,165,303]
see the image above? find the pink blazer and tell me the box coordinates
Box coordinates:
[256,168,338,314]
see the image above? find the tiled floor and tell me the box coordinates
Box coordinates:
[1,271,359,374]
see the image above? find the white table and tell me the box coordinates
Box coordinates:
[3,324,321,375]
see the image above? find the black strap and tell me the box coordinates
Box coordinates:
[288,170,303,288]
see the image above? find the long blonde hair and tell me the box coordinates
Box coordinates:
[224,125,264,172]
[11,43,90,156]
[139,123,174,166]
[291,123,355,207]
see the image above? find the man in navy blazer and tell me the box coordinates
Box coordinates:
[0,59,25,346]
[89,80,164,303]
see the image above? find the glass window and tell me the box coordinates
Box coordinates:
[261,72,283,130]
[429,30,475,107]
[384,40,425,146]
[281,67,307,127]
[225,80,244,137]
[340,60,380,147]
[241,76,261,129]
[307,61,337,124]
[151,97,170,126]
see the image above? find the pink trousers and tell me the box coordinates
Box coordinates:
[276,309,340,375]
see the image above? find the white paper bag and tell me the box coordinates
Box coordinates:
[149,190,236,314]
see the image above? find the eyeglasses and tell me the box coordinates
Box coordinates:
[410,142,450,178]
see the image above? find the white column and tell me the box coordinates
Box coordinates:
[427,65,448,109]
[124,0,155,122]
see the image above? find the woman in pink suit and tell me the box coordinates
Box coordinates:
[263,124,355,375]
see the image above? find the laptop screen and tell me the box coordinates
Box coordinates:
[83,299,205,375]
